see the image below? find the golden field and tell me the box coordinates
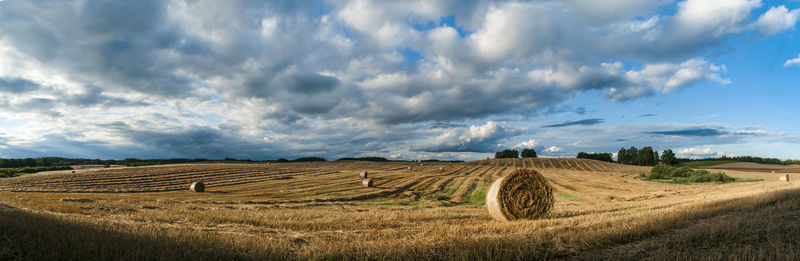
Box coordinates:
[1,158,799,260]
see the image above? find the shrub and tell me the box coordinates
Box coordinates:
[646,165,735,183]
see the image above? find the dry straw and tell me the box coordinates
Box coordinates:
[780,174,790,182]
[362,178,373,187]
[190,182,205,192]
[359,170,368,179]
[486,168,553,221]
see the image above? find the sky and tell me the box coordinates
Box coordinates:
[0,0,798,161]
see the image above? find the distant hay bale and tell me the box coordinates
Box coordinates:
[771,170,775,173]
[486,168,553,221]
[439,167,444,171]
[359,170,368,179]
[362,178,373,188]
[71,170,76,173]
[190,182,205,192]
[780,174,790,182]
[408,166,413,170]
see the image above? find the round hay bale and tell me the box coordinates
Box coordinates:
[780,174,790,182]
[486,168,553,221]
[439,167,444,171]
[362,178,373,188]
[408,166,413,170]
[189,182,205,192]
[71,170,76,174]
[771,170,775,173]
[359,170,368,179]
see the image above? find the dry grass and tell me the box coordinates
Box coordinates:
[1,159,799,260]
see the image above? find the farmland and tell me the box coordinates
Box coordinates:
[1,159,800,260]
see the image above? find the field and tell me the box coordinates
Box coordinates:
[700,162,800,173]
[2,159,800,260]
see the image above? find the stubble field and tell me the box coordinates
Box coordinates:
[1,158,799,260]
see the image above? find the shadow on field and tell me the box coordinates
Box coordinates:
[0,204,288,261]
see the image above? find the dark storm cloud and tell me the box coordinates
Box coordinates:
[644,128,728,137]
[101,123,276,159]
[543,118,605,128]
[0,77,41,93]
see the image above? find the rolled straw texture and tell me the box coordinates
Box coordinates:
[486,168,553,221]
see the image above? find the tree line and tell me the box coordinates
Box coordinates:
[575,152,613,162]
[617,146,679,166]
[677,155,800,165]
[495,149,537,159]
[617,146,677,166]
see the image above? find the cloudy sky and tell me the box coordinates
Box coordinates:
[0,0,798,161]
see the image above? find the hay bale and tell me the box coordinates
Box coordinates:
[71,170,76,173]
[189,182,205,192]
[771,170,775,173]
[439,167,444,171]
[780,174,790,182]
[359,170,368,179]
[362,178,373,188]
[408,166,413,170]
[486,168,553,221]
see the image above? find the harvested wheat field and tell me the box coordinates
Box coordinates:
[2,158,800,260]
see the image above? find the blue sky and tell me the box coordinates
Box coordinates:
[0,0,798,161]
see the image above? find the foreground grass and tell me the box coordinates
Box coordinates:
[0,204,290,261]
[1,160,797,260]
[3,188,800,260]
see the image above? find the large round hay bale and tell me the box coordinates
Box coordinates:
[486,168,553,221]
[189,182,205,192]
[362,178,373,188]
[408,166,413,170]
[359,170,368,179]
[780,174,790,182]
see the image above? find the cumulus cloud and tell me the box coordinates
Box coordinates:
[415,121,523,152]
[544,146,564,153]
[514,139,537,149]
[785,54,800,67]
[753,6,800,36]
[677,146,725,158]
[0,0,792,160]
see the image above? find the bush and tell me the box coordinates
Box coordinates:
[646,165,735,183]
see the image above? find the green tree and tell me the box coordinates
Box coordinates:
[628,147,639,165]
[521,148,537,158]
[661,149,676,165]
[617,148,627,164]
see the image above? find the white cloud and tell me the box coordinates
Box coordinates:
[785,54,800,67]
[544,146,564,153]
[672,0,761,38]
[415,121,524,153]
[0,0,790,160]
[514,139,537,149]
[753,6,800,35]
[677,146,726,158]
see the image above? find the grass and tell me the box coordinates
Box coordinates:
[464,182,489,205]
[643,165,737,183]
[677,160,740,168]
[0,159,798,260]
